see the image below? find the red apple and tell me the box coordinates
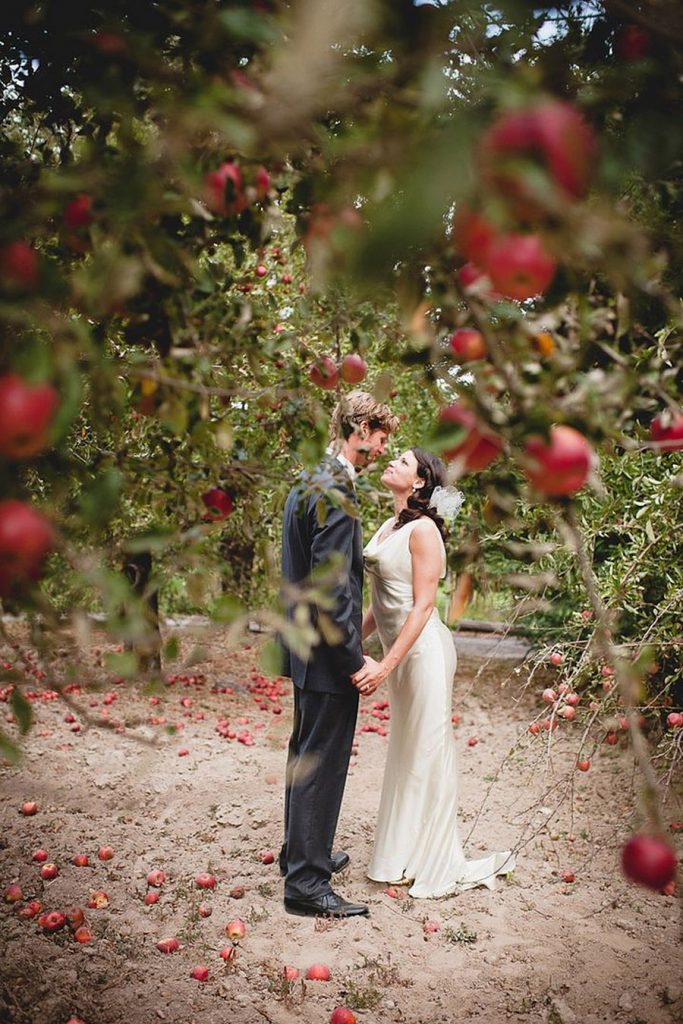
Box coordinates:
[38,910,66,932]
[220,946,237,962]
[201,488,233,522]
[4,884,23,903]
[0,375,59,460]
[156,937,180,953]
[259,851,275,865]
[423,919,441,933]
[667,713,683,729]
[0,242,40,291]
[21,801,39,816]
[479,100,596,215]
[523,425,593,497]
[225,918,246,941]
[191,965,209,982]
[466,736,479,747]
[203,162,246,216]
[87,890,109,909]
[615,24,652,61]
[97,846,114,861]
[91,31,127,54]
[549,652,563,666]
[195,873,217,889]
[528,722,540,735]
[229,885,245,899]
[330,1009,357,1024]
[305,963,330,981]
[74,925,93,943]
[65,907,85,929]
[32,849,48,862]
[40,863,59,881]
[449,328,487,362]
[309,357,339,390]
[566,693,580,707]
[254,166,271,198]
[483,233,557,300]
[604,731,619,745]
[144,891,160,906]
[651,410,683,451]
[16,898,42,919]
[64,194,94,230]
[255,264,267,278]
[561,706,576,721]
[146,869,165,888]
[454,207,496,265]
[198,903,212,918]
[621,834,677,890]
[340,353,367,384]
[561,870,575,883]
[0,501,56,597]
[576,759,591,772]
[72,854,89,867]
[283,965,299,981]
[542,688,557,703]
[438,403,503,473]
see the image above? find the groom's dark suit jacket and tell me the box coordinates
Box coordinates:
[281,456,365,693]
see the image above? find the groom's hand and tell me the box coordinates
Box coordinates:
[351,656,386,696]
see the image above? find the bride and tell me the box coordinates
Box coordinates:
[350,448,515,898]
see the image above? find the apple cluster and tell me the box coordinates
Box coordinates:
[0,374,61,598]
[309,352,368,390]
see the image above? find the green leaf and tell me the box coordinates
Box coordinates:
[259,639,286,677]
[163,636,180,661]
[10,689,33,735]
[209,595,244,624]
[103,651,139,677]
[0,730,21,765]
[79,468,123,528]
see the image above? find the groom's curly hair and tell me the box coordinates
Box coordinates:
[394,448,448,543]
[329,390,400,444]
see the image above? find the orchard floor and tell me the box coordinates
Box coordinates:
[0,620,681,1024]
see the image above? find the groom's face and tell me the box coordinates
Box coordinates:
[354,425,389,469]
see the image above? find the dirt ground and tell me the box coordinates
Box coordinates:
[0,620,681,1024]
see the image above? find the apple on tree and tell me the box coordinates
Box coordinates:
[650,409,683,451]
[449,328,487,362]
[482,233,557,301]
[478,99,597,218]
[203,161,247,217]
[0,242,40,292]
[438,403,503,473]
[0,374,59,460]
[621,834,677,891]
[340,353,367,384]
[523,425,594,497]
[0,501,56,598]
[309,356,339,390]
[201,488,233,522]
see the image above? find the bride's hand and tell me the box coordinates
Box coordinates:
[351,656,387,696]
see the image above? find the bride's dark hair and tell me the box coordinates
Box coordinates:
[394,448,448,543]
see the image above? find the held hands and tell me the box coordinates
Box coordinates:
[351,655,388,697]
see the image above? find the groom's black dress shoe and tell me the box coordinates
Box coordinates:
[279,850,350,877]
[284,890,369,918]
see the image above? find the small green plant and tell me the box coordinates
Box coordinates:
[443,921,477,945]
[342,979,383,1011]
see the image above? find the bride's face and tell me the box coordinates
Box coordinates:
[381,449,422,494]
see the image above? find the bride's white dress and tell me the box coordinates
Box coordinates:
[364,516,515,898]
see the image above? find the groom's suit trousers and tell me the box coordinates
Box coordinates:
[281,684,359,900]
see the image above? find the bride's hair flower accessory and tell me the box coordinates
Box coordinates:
[429,485,465,521]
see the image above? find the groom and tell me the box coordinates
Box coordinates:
[279,390,398,917]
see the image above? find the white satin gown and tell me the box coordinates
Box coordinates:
[364,516,515,898]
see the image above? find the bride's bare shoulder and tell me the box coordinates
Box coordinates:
[408,516,442,546]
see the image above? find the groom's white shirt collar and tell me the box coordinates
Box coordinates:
[326,446,356,482]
